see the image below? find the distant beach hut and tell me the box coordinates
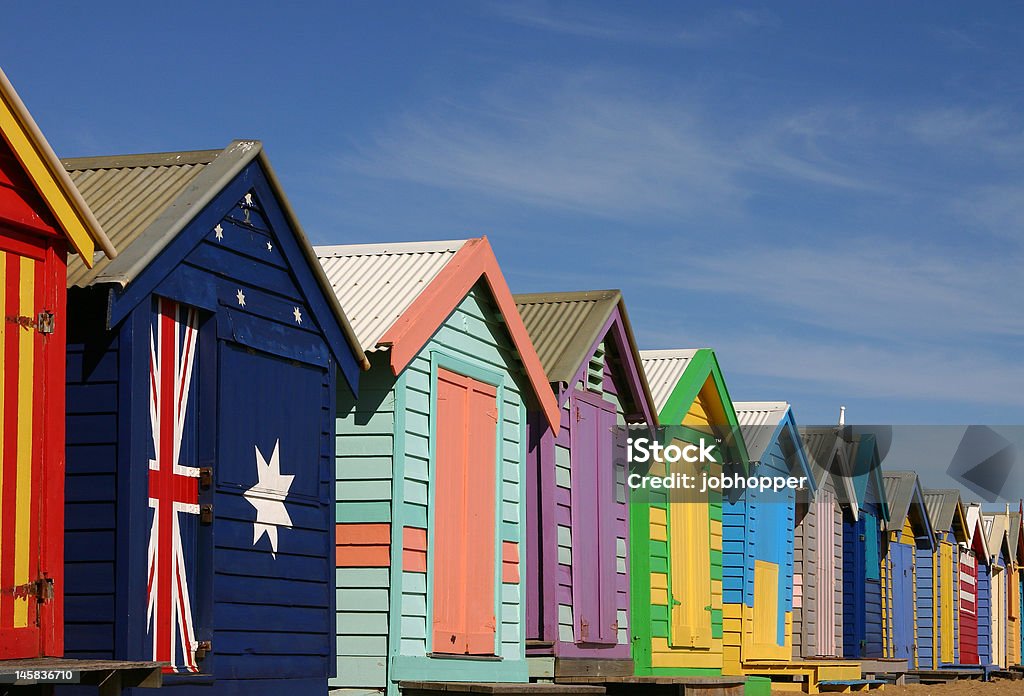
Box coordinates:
[842,435,890,660]
[961,504,991,665]
[729,402,814,666]
[513,290,658,678]
[881,471,935,668]
[983,511,1012,669]
[794,427,858,659]
[921,490,970,668]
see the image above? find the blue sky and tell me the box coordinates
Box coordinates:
[3,2,1023,425]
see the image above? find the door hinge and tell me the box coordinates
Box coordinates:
[200,504,214,525]
[5,312,54,334]
[199,467,213,489]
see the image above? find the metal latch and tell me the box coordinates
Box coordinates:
[195,640,212,661]
[4,312,54,334]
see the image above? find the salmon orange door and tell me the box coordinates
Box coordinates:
[0,230,63,658]
[432,368,498,655]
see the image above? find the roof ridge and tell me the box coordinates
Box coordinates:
[315,239,469,257]
[63,148,224,170]
[513,289,620,304]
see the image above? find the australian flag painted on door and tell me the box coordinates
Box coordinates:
[146,298,203,674]
[61,141,364,696]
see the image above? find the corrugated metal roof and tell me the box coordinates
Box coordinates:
[733,401,789,463]
[883,471,919,532]
[514,290,620,383]
[63,149,220,287]
[965,504,990,558]
[982,512,1010,559]
[923,489,961,532]
[315,240,466,349]
[639,349,698,413]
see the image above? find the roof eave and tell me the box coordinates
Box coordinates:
[0,67,116,263]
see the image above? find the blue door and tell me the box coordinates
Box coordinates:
[891,543,914,660]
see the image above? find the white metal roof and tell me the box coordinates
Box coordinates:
[639,349,699,412]
[315,239,467,350]
[733,401,790,462]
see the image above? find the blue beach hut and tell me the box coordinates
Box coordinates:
[61,141,365,695]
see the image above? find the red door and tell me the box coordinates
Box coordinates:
[960,549,979,664]
[432,368,498,655]
[0,227,65,658]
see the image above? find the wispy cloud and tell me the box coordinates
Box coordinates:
[638,242,1024,341]
[487,2,778,46]
[341,73,904,221]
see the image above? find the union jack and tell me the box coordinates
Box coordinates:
[146,297,201,673]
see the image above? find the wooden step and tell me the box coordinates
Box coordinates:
[819,680,886,693]
[554,675,746,696]
[400,682,605,696]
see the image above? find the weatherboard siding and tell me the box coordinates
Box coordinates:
[333,356,396,688]
[63,295,120,660]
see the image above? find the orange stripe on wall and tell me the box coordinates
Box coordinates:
[336,523,390,568]
[403,527,427,573]
[13,254,34,628]
[503,540,520,583]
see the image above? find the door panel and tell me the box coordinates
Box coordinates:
[432,368,497,655]
[815,489,837,656]
[570,391,618,645]
[668,437,712,648]
[939,541,954,664]
[960,551,979,664]
[0,237,53,658]
[891,543,914,660]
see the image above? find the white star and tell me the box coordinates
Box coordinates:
[236,289,246,307]
[266,241,273,251]
[244,439,294,558]
[214,224,224,241]
[243,192,253,207]
[293,307,302,324]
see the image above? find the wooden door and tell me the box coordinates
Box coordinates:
[891,543,914,660]
[569,390,618,645]
[815,489,837,656]
[0,230,62,658]
[939,541,955,664]
[432,368,498,655]
[960,549,979,664]
[668,436,712,649]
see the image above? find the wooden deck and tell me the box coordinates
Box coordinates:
[400,682,606,695]
[0,658,162,695]
[554,674,746,696]
[737,660,867,694]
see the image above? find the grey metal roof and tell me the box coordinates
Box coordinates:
[514,290,621,383]
[62,140,366,368]
[965,504,991,559]
[63,148,221,287]
[883,471,921,532]
[639,349,699,412]
[982,512,1010,561]
[315,240,466,350]
[923,489,961,532]
[1010,512,1022,556]
[733,401,789,463]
